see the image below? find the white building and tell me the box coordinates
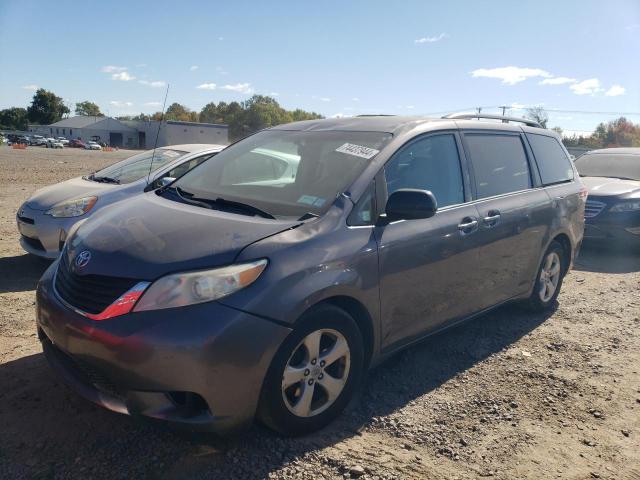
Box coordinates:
[29,116,228,148]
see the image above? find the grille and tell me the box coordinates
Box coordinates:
[21,234,45,251]
[584,199,606,218]
[54,254,139,315]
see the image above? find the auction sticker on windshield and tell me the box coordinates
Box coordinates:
[335,143,380,159]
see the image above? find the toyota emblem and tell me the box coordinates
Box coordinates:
[75,250,92,268]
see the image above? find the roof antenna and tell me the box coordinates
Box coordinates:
[146,83,170,185]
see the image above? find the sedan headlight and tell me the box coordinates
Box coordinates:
[610,200,640,212]
[133,259,268,312]
[45,196,97,218]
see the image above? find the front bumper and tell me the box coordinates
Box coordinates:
[584,210,640,244]
[17,204,82,259]
[36,262,291,433]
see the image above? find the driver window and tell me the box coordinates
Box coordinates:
[384,134,464,208]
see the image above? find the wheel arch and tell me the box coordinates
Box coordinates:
[305,295,376,369]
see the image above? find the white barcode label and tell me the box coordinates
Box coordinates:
[335,143,380,159]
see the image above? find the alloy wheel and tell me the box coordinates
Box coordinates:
[539,251,561,302]
[281,328,351,417]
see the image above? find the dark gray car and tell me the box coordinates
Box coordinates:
[35,114,585,435]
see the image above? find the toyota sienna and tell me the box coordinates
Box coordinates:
[36,114,585,435]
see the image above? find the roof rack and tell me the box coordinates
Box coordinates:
[442,112,542,128]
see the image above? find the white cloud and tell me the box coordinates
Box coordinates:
[220,83,253,94]
[352,97,360,101]
[112,71,136,81]
[539,76,577,85]
[570,78,603,95]
[216,66,229,75]
[109,101,133,107]
[414,33,447,44]
[471,66,552,85]
[138,80,166,87]
[605,84,626,97]
[101,65,127,73]
[196,83,217,90]
[136,63,148,68]
[320,97,331,102]
[22,84,39,91]
[144,101,162,107]
[218,36,224,41]
[268,92,280,97]
[189,65,199,71]
[406,105,415,109]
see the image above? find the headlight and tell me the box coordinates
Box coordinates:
[133,259,268,312]
[610,200,640,212]
[45,196,97,217]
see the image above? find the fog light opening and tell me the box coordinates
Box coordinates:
[167,391,211,417]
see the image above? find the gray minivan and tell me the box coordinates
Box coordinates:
[36,114,585,435]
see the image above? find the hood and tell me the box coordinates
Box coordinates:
[64,192,300,280]
[581,176,640,197]
[26,177,119,210]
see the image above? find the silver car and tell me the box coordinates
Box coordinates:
[17,144,225,259]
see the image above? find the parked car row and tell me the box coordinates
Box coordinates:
[16,115,638,437]
[2,134,104,150]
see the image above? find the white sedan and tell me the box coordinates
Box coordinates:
[85,141,102,150]
[46,138,64,149]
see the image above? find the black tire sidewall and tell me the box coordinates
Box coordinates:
[258,304,364,436]
[529,241,566,311]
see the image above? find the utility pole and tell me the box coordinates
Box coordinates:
[500,105,508,122]
[476,107,482,119]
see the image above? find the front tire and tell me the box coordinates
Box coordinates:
[526,241,566,312]
[257,304,364,436]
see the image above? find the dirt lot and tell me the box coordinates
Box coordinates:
[0,146,638,480]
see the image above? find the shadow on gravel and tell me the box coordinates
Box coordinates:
[0,303,552,480]
[0,254,51,293]
[574,243,640,274]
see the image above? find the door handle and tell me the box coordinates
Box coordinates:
[482,210,501,227]
[458,217,479,235]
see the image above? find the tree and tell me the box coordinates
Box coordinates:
[551,126,563,137]
[27,89,69,124]
[525,106,548,128]
[562,117,640,149]
[75,101,103,116]
[165,103,193,121]
[0,107,28,130]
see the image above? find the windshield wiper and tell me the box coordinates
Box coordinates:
[91,175,120,184]
[298,212,319,221]
[168,188,275,219]
[211,197,276,219]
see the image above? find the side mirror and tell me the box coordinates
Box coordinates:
[385,188,437,222]
[146,176,176,191]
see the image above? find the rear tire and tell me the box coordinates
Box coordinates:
[526,241,566,312]
[257,304,364,436]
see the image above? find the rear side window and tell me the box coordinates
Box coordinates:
[526,134,574,185]
[465,134,531,199]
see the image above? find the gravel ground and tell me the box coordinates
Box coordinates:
[0,146,639,480]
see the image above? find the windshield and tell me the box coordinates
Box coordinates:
[90,148,187,184]
[575,153,640,181]
[168,130,392,218]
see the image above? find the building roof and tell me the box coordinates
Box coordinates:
[50,116,137,131]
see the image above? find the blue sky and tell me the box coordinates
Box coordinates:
[1,0,638,134]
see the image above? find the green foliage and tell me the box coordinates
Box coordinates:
[27,89,69,124]
[0,107,28,130]
[75,101,103,116]
[563,117,640,148]
[199,95,322,141]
